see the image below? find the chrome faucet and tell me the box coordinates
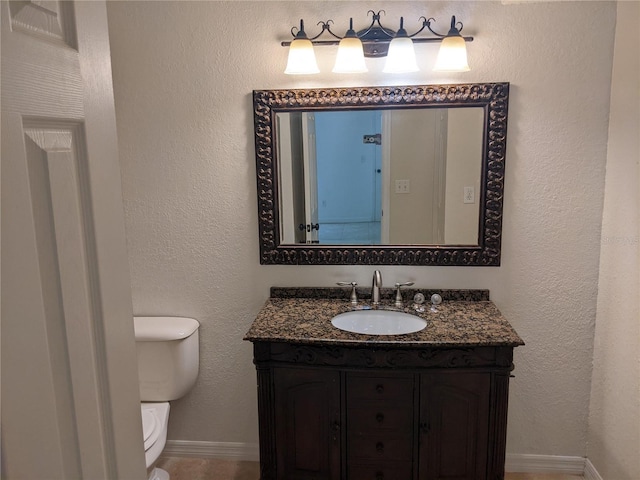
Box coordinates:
[371,270,382,307]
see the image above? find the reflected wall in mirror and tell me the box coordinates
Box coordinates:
[254,83,509,265]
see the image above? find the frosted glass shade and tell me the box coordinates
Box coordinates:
[333,37,367,73]
[383,37,419,74]
[284,38,320,74]
[433,35,470,72]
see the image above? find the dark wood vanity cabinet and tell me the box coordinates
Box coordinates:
[345,372,416,479]
[418,373,491,480]
[253,342,514,480]
[272,368,341,479]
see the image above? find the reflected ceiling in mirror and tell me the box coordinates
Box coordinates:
[253,83,509,265]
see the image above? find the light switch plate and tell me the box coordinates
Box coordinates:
[464,186,475,203]
[395,179,410,194]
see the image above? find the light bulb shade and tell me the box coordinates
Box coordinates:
[284,38,320,74]
[383,37,419,74]
[333,37,367,73]
[433,35,470,72]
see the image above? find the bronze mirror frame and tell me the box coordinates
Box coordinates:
[253,82,509,265]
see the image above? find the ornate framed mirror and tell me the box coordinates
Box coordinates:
[253,82,509,265]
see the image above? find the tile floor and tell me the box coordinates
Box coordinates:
[156,457,258,480]
[156,457,585,480]
[319,221,381,244]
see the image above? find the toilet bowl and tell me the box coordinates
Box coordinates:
[141,402,170,479]
[134,317,200,480]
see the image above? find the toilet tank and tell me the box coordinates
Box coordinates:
[134,316,200,402]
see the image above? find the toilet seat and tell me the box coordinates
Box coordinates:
[142,407,160,451]
[141,402,170,469]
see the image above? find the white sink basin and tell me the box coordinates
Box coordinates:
[331,310,428,335]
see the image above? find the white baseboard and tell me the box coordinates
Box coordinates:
[163,446,604,478]
[505,454,585,475]
[583,458,604,480]
[162,440,259,462]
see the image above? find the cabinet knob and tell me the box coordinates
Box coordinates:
[376,413,385,423]
[420,421,430,434]
[331,420,340,442]
[375,384,384,394]
[376,442,384,454]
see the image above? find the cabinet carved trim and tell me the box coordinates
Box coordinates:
[487,372,512,480]
[255,366,276,480]
[260,342,512,369]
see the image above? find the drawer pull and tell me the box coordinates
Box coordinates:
[331,420,340,442]
[376,472,384,480]
[376,384,384,394]
[376,413,385,423]
[376,441,384,454]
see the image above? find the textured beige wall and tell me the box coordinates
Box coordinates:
[106,1,617,457]
[444,107,483,244]
[587,2,640,478]
[388,109,440,244]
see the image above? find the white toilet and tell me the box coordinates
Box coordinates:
[134,316,200,480]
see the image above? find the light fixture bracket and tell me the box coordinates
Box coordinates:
[281,10,474,58]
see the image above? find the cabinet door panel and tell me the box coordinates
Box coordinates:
[420,373,491,480]
[273,368,340,480]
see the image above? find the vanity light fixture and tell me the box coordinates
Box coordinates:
[382,17,419,74]
[284,20,320,75]
[433,16,471,72]
[332,18,368,73]
[282,10,474,75]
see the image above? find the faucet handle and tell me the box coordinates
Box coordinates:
[337,281,358,306]
[430,293,443,312]
[394,282,414,307]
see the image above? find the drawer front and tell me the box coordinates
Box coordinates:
[346,374,414,402]
[347,462,413,480]
[347,405,413,433]
[347,433,413,461]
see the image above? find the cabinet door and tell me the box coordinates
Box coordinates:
[419,372,491,480]
[273,368,340,480]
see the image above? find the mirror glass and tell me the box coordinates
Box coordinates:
[276,107,484,246]
[253,83,509,266]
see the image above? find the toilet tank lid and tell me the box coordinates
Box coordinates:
[134,316,200,341]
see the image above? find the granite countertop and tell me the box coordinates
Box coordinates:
[244,288,524,348]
